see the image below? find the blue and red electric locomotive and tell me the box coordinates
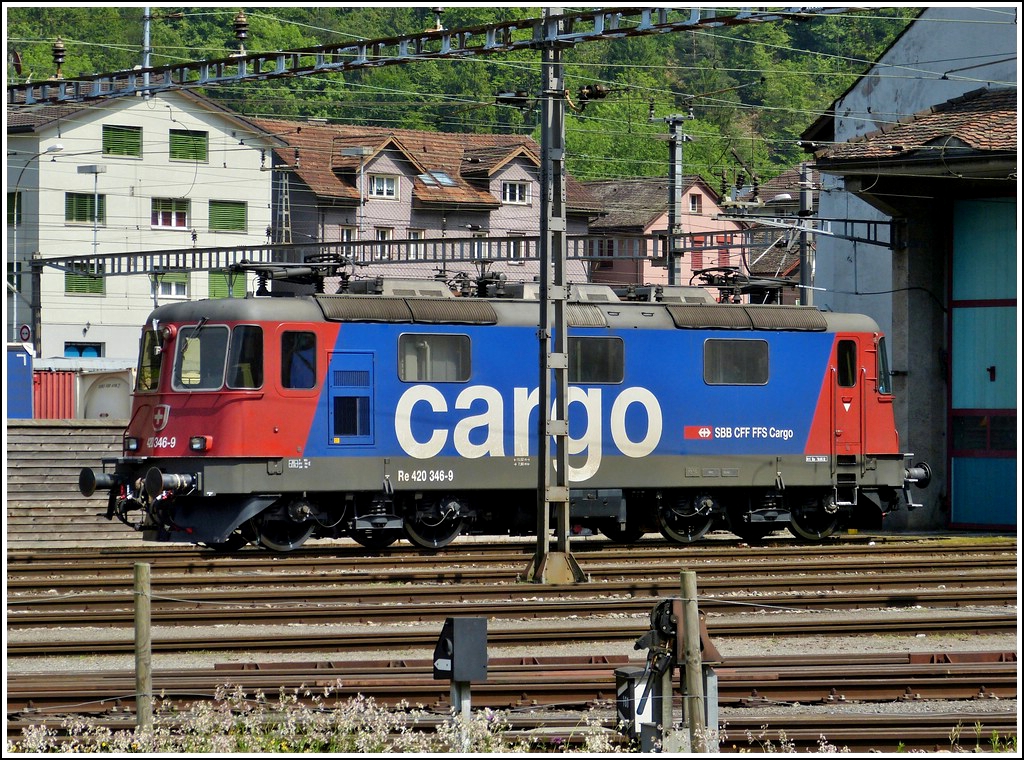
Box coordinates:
[80,267,930,551]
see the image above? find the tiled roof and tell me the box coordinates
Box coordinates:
[583,176,704,231]
[249,119,598,212]
[816,87,1017,161]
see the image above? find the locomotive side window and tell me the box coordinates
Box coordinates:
[226,325,263,389]
[399,333,470,382]
[137,330,162,392]
[282,331,317,389]
[876,337,892,395]
[704,339,769,385]
[568,336,624,384]
[173,323,229,390]
[837,339,857,387]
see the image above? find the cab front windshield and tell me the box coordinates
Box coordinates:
[171,323,263,391]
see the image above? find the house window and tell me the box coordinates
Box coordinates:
[338,226,357,242]
[65,262,105,295]
[375,227,393,259]
[209,271,246,299]
[102,125,143,157]
[8,192,22,226]
[408,229,425,260]
[502,181,530,204]
[688,193,702,214]
[151,198,189,228]
[8,261,22,291]
[153,271,189,299]
[65,193,106,225]
[209,200,247,232]
[368,174,398,199]
[508,233,525,263]
[64,343,102,358]
[169,129,208,162]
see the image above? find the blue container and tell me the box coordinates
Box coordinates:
[6,343,35,419]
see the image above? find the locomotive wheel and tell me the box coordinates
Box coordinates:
[403,497,465,550]
[788,495,840,541]
[656,494,715,544]
[253,520,315,552]
[351,529,400,550]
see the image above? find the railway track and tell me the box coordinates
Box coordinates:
[6,536,1018,752]
[7,652,1016,753]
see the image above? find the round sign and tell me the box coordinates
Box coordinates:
[18,324,31,342]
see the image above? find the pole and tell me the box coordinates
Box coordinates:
[798,163,813,306]
[681,570,705,751]
[525,7,585,585]
[135,562,153,730]
[667,119,682,286]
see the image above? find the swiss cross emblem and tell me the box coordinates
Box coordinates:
[153,405,170,432]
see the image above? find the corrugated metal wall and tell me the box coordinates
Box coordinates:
[33,371,76,419]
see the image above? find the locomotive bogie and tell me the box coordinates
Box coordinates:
[79,286,930,551]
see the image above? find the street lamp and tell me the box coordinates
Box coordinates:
[9,143,63,342]
[77,164,107,256]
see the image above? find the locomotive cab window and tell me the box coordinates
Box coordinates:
[282,331,317,389]
[173,322,229,391]
[399,333,470,382]
[137,329,163,392]
[568,336,624,384]
[704,339,769,385]
[226,325,263,389]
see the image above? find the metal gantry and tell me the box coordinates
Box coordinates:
[7,7,857,105]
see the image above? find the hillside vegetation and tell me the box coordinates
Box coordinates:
[6,6,916,183]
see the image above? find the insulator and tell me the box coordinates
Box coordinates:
[52,37,66,65]
[234,11,249,42]
[579,84,610,101]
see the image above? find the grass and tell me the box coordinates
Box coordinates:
[8,685,1017,754]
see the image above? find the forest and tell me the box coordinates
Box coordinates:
[6,5,918,185]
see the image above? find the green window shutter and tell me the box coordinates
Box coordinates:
[209,271,246,299]
[169,129,208,162]
[102,125,142,157]
[65,263,105,295]
[8,192,21,226]
[209,200,247,231]
[65,193,105,224]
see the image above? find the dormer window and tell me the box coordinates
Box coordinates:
[502,181,530,204]
[368,174,398,199]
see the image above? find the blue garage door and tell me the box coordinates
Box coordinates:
[949,198,1016,528]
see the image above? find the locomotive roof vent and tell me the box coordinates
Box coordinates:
[346,278,455,298]
[570,284,621,302]
[615,285,716,304]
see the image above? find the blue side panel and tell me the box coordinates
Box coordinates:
[950,457,1017,528]
[6,345,34,419]
[301,323,834,462]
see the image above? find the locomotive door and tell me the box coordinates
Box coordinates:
[327,352,374,446]
[833,336,863,455]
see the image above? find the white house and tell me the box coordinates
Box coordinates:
[7,90,279,361]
